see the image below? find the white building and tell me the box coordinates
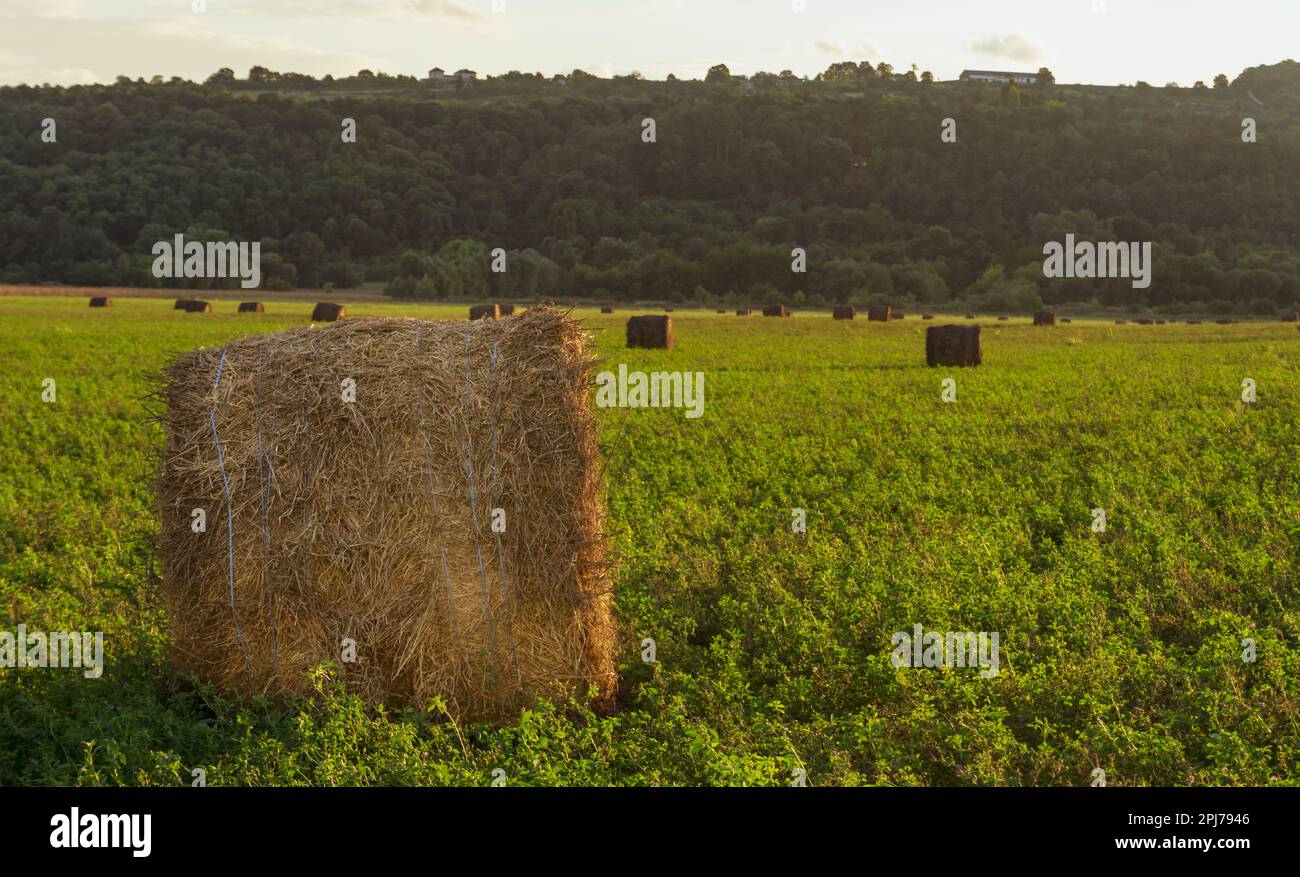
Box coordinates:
[959,69,1039,85]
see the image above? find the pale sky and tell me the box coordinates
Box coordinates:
[0,0,1292,87]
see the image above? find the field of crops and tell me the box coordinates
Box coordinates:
[1,294,1296,786]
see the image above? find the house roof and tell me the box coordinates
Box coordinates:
[961,69,1038,77]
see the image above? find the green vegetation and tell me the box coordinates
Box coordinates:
[1,297,1296,785]
[2,61,1300,314]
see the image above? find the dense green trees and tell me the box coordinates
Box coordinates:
[1,61,1298,312]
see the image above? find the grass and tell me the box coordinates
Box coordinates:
[1,295,1297,786]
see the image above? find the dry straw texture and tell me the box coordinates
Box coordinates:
[157,308,616,722]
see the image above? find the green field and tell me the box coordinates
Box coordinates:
[1,295,1297,786]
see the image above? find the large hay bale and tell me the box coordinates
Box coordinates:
[925,324,982,367]
[867,305,891,322]
[177,299,212,314]
[469,304,500,321]
[1281,312,1299,322]
[312,302,345,322]
[832,306,856,320]
[238,302,265,314]
[1033,310,1056,326]
[715,309,727,314]
[894,312,907,320]
[762,304,788,317]
[736,308,751,316]
[157,309,615,722]
[964,313,976,320]
[922,314,934,320]
[600,306,614,314]
[89,296,112,308]
[499,305,516,316]
[1061,318,1073,323]
[626,315,674,349]
[997,316,1009,321]
[174,299,188,310]
[1136,318,1154,325]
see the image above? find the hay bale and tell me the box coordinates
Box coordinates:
[762,304,788,317]
[664,307,675,312]
[1155,319,1167,325]
[867,305,891,322]
[89,296,112,308]
[964,313,976,319]
[925,325,982,367]
[238,302,265,314]
[1115,320,1127,324]
[157,308,615,722]
[997,316,1009,321]
[922,314,934,320]
[469,304,500,321]
[1187,320,1202,324]
[895,312,907,320]
[736,308,751,316]
[1061,318,1073,323]
[626,315,674,349]
[600,306,614,314]
[499,305,515,316]
[832,306,856,320]
[312,302,346,322]
[716,309,727,314]
[174,299,188,310]
[1136,318,1154,325]
[1215,318,1235,325]
[1033,310,1056,326]
[1281,312,1299,322]
[177,299,212,314]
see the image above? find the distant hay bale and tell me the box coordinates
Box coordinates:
[736,308,751,316]
[89,296,112,308]
[156,308,615,723]
[1155,319,1167,325]
[926,324,982,367]
[1115,320,1127,324]
[626,315,674,349]
[600,306,614,314]
[716,309,726,314]
[1061,317,1073,323]
[237,302,264,314]
[922,314,934,320]
[499,305,515,316]
[664,307,675,313]
[762,304,788,317]
[964,313,976,319]
[1187,320,1202,324]
[867,305,891,322]
[1033,310,1056,326]
[1215,319,1236,324]
[1136,318,1154,325]
[832,306,856,320]
[174,299,187,310]
[177,299,212,314]
[894,312,906,320]
[1281,312,1299,322]
[997,316,1009,321]
[469,304,500,321]
[311,302,345,322]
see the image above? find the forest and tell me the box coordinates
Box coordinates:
[1,59,1298,314]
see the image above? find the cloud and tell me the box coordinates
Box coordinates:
[970,34,1044,63]
[227,0,486,20]
[815,39,881,59]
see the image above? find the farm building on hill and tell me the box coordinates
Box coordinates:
[428,67,477,85]
[959,69,1039,85]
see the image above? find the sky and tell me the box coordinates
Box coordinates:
[0,0,1293,87]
